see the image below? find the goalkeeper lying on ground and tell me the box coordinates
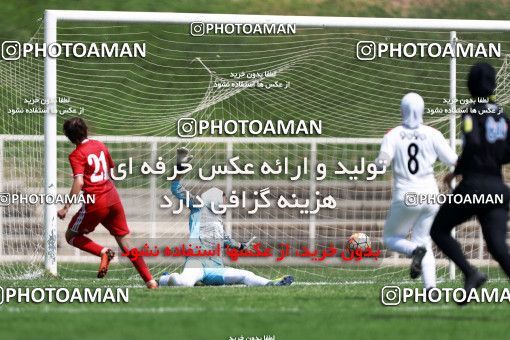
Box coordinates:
[159,148,294,287]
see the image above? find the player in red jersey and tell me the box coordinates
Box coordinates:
[57,117,157,289]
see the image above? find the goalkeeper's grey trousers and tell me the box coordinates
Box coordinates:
[159,267,270,287]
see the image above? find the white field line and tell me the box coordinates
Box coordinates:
[0,305,300,314]
[0,303,476,314]
[55,277,507,286]
[59,278,377,286]
[293,280,375,285]
[60,277,378,285]
[384,305,457,312]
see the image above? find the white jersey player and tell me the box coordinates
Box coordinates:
[376,92,457,289]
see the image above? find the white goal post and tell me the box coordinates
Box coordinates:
[42,10,510,277]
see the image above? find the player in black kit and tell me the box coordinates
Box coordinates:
[430,62,510,303]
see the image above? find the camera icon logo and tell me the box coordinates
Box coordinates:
[356,41,377,61]
[0,193,10,206]
[381,286,401,306]
[177,118,197,138]
[2,41,21,61]
[404,192,418,207]
[190,22,205,37]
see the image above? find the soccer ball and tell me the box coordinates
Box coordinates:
[345,233,371,252]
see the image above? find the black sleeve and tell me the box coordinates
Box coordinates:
[503,116,510,164]
[453,152,465,175]
[453,112,481,175]
[463,113,482,147]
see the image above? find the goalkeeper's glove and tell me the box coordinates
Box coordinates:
[374,151,391,171]
[176,147,193,171]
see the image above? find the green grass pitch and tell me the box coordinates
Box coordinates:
[0,263,509,340]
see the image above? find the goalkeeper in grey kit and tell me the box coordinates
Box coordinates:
[159,147,294,287]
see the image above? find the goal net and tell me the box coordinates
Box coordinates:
[2,12,510,283]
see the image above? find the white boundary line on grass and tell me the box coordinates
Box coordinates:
[59,278,379,286]
[0,305,300,314]
[57,278,509,286]
[390,305,457,312]
[0,304,476,314]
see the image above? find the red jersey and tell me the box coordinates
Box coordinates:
[68,139,120,211]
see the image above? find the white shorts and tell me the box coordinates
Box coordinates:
[383,199,438,246]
